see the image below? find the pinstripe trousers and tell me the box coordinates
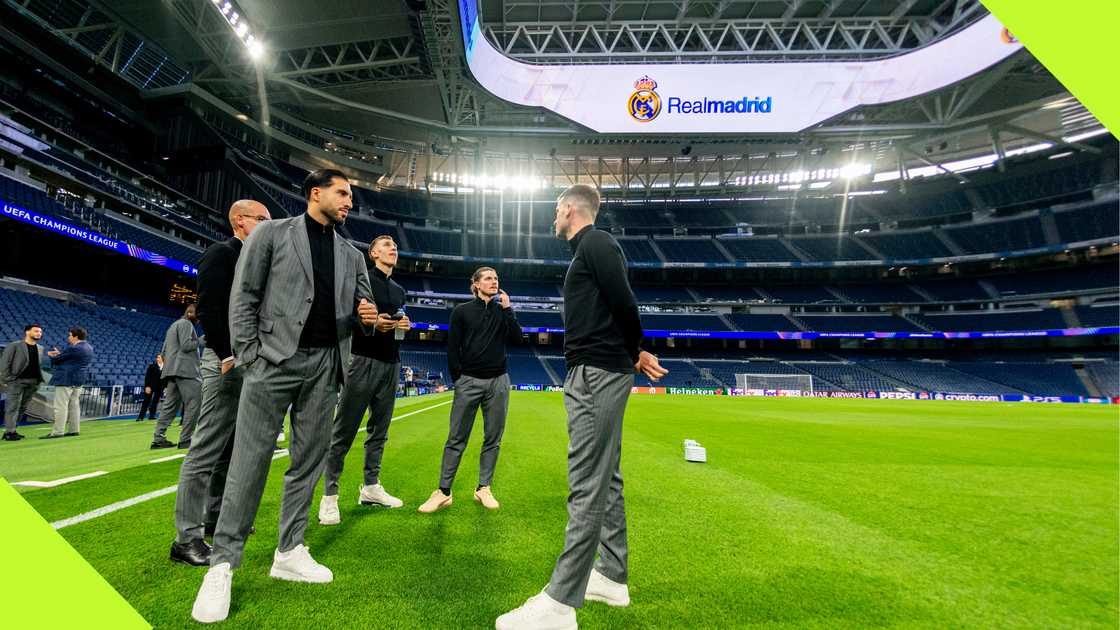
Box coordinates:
[174,349,243,543]
[210,347,339,568]
[546,365,634,608]
[322,355,400,496]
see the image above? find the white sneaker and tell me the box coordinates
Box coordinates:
[495,590,577,630]
[359,483,404,508]
[269,544,333,583]
[418,489,453,514]
[191,562,233,623]
[474,486,500,510]
[585,569,630,607]
[318,494,340,525]
[277,431,285,442]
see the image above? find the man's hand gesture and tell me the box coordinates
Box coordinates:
[635,350,668,381]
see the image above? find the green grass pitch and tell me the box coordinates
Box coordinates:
[3,393,1117,629]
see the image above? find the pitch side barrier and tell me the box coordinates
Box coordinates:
[510,383,1117,404]
[412,323,1120,339]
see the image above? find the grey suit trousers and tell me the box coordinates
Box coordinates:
[153,376,202,443]
[174,349,243,543]
[322,355,399,496]
[546,365,634,608]
[438,373,511,490]
[211,347,339,568]
[4,379,39,432]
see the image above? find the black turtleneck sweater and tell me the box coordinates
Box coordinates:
[447,296,522,382]
[562,225,644,374]
[298,212,337,348]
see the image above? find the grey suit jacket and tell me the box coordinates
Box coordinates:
[229,215,373,382]
[0,340,44,385]
[161,318,201,380]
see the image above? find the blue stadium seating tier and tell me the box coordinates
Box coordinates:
[1052,200,1120,243]
[950,362,1089,397]
[794,315,924,333]
[717,237,799,262]
[942,216,1045,254]
[0,287,172,387]
[787,236,876,261]
[917,310,1066,332]
[617,238,660,262]
[653,238,727,263]
[855,230,954,259]
[1075,304,1120,328]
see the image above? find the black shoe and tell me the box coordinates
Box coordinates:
[2,432,24,441]
[177,440,191,449]
[169,539,212,566]
[40,433,64,440]
[64,432,80,437]
[150,438,175,449]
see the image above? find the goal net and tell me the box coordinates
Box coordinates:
[735,373,814,396]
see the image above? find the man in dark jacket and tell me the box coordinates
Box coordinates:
[171,199,270,566]
[137,354,164,421]
[419,266,521,514]
[1,323,45,441]
[43,327,94,438]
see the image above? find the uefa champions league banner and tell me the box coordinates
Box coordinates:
[2,200,199,276]
[725,389,1116,404]
[458,1,1022,134]
[414,323,1120,339]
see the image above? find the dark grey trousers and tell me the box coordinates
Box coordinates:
[322,355,400,496]
[546,365,634,608]
[174,349,243,543]
[153,375,201,443]
[210,347,339,568]
[438,373,510,490]
[3,378,38,432]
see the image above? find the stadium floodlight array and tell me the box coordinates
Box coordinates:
[735,373,815,395]
[209,0,264,60]
[429,172,548,192]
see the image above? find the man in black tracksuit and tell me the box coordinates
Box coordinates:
[418,266,522,513]
[318,234,410,524]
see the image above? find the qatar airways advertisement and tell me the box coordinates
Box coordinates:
[458,1,1023,133]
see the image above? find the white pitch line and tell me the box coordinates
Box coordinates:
[149,453,186,463]
[11,471,109,488]
[360,398,453,433]
[51,485,178,529]
[47,397,454,529]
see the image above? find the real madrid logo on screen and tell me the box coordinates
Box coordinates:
[628,76,661,123]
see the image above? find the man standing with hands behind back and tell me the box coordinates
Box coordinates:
[170,199,270,567]
[497,184,667,630]
[191,169,379,624]
[319,234,410,525]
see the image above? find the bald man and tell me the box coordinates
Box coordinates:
[170,200,271,566]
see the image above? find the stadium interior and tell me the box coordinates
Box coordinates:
[0,0,1116,405]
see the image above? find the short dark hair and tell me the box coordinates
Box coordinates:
[368,235,395,257]
[558,184,601,218]
[301,169,349,200]
[69,327,87,340]
[24,323,41,332]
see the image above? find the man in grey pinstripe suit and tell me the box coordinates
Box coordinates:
[191,170,380,624]
[151,304,202,449]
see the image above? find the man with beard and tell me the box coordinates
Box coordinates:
[191,170,379,623]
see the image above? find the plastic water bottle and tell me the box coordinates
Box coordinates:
[394,307,406,341]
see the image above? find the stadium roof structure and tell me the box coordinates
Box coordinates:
[4,0,1107,195]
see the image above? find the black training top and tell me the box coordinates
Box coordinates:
[351,266,406,363]
[562,225,643,374]
[447,296,522,382]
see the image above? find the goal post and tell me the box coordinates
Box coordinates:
[735,373,814,395]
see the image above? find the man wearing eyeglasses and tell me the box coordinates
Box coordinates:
[169,199,271,567]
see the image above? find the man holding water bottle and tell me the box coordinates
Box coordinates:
[318,235,410,524]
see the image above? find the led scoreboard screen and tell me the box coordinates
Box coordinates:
[457,1,1023,134]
